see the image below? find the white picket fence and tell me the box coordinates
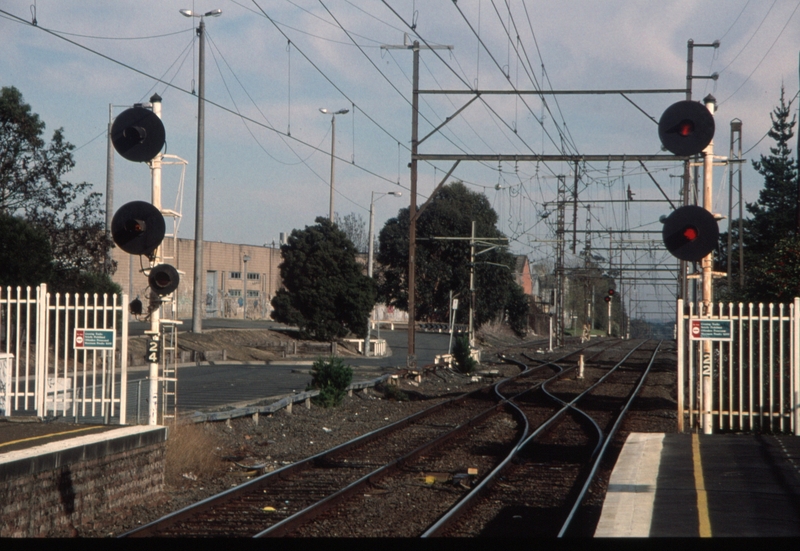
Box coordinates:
[0,284,128,424]
[677,298,800,435]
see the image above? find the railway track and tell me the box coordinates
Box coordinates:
[427,339,663,537]
[122,338,665,537]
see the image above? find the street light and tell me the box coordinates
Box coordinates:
[181,7,222,334]
[319,108,349,222]
[364,190,401,356]
[242,254,250,320]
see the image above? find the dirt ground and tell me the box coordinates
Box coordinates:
[127,326,365,366]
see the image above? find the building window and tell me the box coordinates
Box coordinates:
[247,290,260,298]
[247,273,260,280]
[229,272,241,279]
[228,289,242,297]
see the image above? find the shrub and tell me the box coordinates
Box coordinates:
[307,356,353,408]
[452,334,477,374]
[382,384,409,402]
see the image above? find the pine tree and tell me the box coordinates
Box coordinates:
[727,87,800,303]
[746,87,798,249]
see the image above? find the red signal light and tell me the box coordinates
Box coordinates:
[604,296,611,303]
[677,120,694,137]
[658,101,715,156]
[608,289,615,296]
[682,226,698,241]
[662,205,719,262]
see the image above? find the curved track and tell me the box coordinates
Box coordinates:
[123,338,663,537]
[426,339,663,537]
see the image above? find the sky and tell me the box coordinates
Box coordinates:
[2,1,800,322]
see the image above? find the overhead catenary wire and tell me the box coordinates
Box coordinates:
[0,7,402,213]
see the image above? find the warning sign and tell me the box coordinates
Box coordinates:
[74,329,115,349]
[690,319,732,341]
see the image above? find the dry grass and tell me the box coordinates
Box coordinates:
[476,320,518,344]
[164,421,226,485]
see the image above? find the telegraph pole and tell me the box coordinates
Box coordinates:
[381,38,452,368]
[408,41,419,367]
[105,104,115,275]
[683,39,720,302]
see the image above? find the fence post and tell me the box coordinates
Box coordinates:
[120,293,129,425]
[677,298,684,433]
[792,297,800,436]
[35,283,48,416]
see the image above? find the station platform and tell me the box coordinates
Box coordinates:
[595,432,800,537]
[0,418,120,454]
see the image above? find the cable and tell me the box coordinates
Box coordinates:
[717,0,777,77]
[719,0,800,105]
[230,0,387,47]
[207,31,366,213]
[0,7,400,196]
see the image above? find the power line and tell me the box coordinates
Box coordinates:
[0,7,400,194]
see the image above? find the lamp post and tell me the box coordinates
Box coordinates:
[364,190,401,356]
[242,254,250,320]
[319,108,349,222]
[181,7,222,334]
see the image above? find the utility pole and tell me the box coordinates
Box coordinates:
[409,41,419,368]
[682,39,720,303]
[555,177,566,347]
[381,38,452,368]
[148,95,163,426]
[728,119,743,290]
[319,108,349,222]
[469,221,476,347]
[183,8,223,334]
[427,228,508,348]
[105,104,115,275]
[572,162,579,254]
[191,15,207,334]
[701,94,716,435]
[797,51,800,231]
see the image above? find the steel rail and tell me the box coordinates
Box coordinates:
[421,339,641,538]
[255,344,605,537]
[537,339,650,458]
[254,399,522,537]
[421,339,651,537]
[121,385,495,537]
[557,340,663,537]
[118,338,612,537]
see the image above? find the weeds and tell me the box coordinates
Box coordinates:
[307,356,353,408]
[164,421,225,485]
[382,384,409,402]
[452,334,477,374]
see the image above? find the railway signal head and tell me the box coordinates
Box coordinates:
[604,296,611,303]
[111,106,166,163]
[129,297,143,316]
[111,201,166,258]
[148,264,180,296]
[661,205,719,262]
[658,100,715,156]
